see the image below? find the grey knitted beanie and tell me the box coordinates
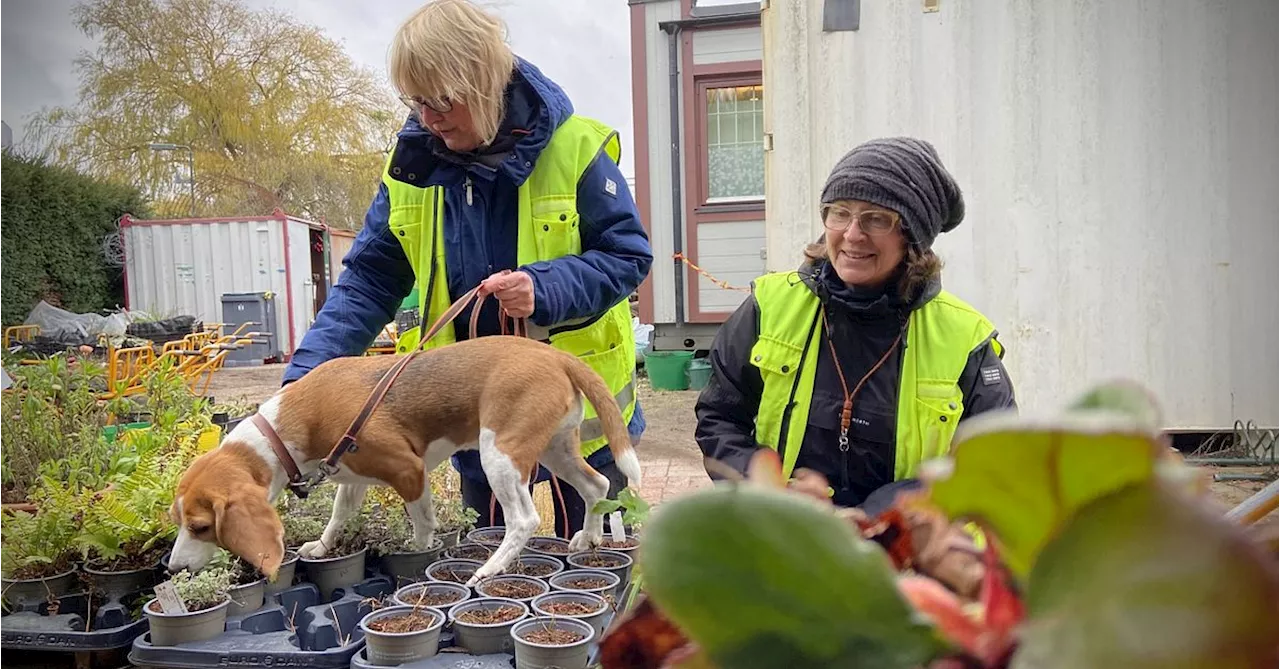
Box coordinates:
[819,137,964,249]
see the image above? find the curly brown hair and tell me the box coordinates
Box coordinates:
[803,242,943,301]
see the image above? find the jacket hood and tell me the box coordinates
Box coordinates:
[393,55,574,185]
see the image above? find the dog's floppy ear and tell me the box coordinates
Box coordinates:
[214,495,285,582]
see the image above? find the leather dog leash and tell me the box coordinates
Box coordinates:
[256,282,529,498]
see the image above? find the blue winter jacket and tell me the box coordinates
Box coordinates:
[282,57,652,482]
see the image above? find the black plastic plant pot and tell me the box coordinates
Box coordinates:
[144,597,231,646]
[565,550,632,598]
[392,581,471,618]
[435,528,462,549]
[424,559,483,586]
[448,597,529,655]
[1,566,79,607]
[531,590,611,640]
[521,536,573,564]
[599,531,642,555]
[83,559,163,598]
[358,604,446,666]
[300,547,368,602]
[264,550,301,596]
[511,615,596,669]
[474,574,549,603]
[466,526,506,547]
[510,554,565,580]
[547,569,621,607]
[226,578,266,617]
[443,541,494,562]
[377,538,444,587]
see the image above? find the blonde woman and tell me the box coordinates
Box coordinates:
[283,0,652,540]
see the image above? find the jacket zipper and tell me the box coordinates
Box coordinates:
[464,175,473,206]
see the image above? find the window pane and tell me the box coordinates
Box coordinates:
[705,84,765,200]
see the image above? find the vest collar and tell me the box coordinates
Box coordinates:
[801,259,940,319]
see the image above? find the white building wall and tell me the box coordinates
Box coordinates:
[643,0,683,324]
[763,0,1278,429]
[692,26,761,64]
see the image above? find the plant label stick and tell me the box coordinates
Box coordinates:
[154,580,189,614]
[609,511,626,544]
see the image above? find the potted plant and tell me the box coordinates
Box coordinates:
[511,616,596,669]
[206,549,266,617]
[510,554,564,579]
[522,536,573,563]
[444,541,493,562]
[359,603,446,666]
[591,487,649,556]
[532,590,611,639]
[466,526,505,547]
[393,581,471,618]
[144,566,235,646]
[474,574,549,603]
[298,517,368,602]
[264,549,300,596]
[448,597,529,655]
[430,475,478,548]
[548,569,621,606]
[75,454,176,597]
[363,488,444,587]
[0,481,82,606]
[425,558,483,585]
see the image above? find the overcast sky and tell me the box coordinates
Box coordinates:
[1,0,636,177]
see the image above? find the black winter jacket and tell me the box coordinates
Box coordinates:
[694,260,1017,508]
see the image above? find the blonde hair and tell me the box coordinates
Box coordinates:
[389,0,515,146]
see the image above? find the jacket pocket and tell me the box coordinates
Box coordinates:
[388,204,424,262]
[531,195,582,259]
[913,379,965,464]
[748,335,803,381]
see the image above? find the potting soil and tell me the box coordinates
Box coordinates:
[8,552,76,580]
[520,626,587,645]
[431,568,473,583]
[577,555,624,568]
[365,610,437,633]
[92,543,170,572]
[454,605,523,625]
[527,539,571,554]
[602,538,639,549]
[449,545,493,560]
[512,562,558,577]
[540,600,603,616]
[405,590,465,607]
[561,577,610,590]
[477,580,542,599]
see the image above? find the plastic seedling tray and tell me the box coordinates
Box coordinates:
[128,575,394,668]
[1,587,153,652]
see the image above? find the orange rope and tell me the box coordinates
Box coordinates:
[673,252,751,293]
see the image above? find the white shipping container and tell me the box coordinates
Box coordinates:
[121,210,332,358]
[761,0,1278,431]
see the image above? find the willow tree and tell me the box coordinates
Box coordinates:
[30,0,403,227]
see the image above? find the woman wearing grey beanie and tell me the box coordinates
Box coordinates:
[695,137,1016,514]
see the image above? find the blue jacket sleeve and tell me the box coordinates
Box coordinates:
[519,150,653,327]
[281,183,416,385]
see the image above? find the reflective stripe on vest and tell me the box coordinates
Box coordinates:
[750,271,1001,480]
[382,115,637,456]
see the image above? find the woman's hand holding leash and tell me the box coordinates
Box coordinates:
[480,269,536,319]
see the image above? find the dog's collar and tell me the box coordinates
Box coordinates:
[249,413,311,499]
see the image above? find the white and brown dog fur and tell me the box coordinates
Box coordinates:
[166,335,641,586]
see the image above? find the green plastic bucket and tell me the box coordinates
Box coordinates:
[687,358,712,391]
[645,350,694,391]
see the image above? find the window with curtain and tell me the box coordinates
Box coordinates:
[705,84,764,202]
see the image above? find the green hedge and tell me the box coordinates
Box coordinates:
[2,152,150,325]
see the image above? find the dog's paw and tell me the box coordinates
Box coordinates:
[298,540,329,559]
[568,530,602,553]
[408,532,435,552]
[468,560,505,586]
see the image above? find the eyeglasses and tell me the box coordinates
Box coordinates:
[821,205,900,236]
[400,94,453,115]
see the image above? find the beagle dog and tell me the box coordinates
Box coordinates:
[166,335,642,586]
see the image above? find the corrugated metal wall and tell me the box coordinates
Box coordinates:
[763,0,1278,429]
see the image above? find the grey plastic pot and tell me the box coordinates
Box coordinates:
[300,546,367,601]
[83,559,161,597]
[144,597,231,646]
[1,566,79,606]
[548,569,621,606]
[393,581,471,618]
[565,550,632,598]
[226,578,266,617]
[444,541,493,562]
[521,536,573,564]
[531,591,611,639]
[510,616,596,669]
[474,574,549,603]
[510,554,565,580]
[264,550,300,595]
[358,604,446,666]
[436,528,462,549]
[448,597,529,655]
[424,558,483,586]
[377,538,444,586]
[466,526,506,547]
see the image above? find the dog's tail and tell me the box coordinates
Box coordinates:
[561,354,642,490]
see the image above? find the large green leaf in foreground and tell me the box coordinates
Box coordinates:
[639,486,945,669]
[1014,483,1278,669]
[928,410,1163,579]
